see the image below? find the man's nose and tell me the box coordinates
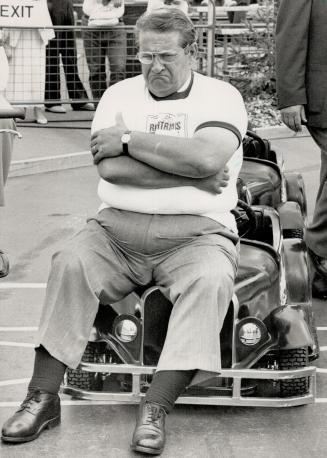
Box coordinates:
[151,55,165,72]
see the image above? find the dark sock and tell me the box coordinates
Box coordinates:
[28,345,67,395]
[145,370,196,414]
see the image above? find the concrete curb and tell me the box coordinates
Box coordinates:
[255,125,310,140]
[8,125,310,178]
[9,151,92,178]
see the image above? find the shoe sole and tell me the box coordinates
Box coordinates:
[1,415,60,443]
[131,444,164,455]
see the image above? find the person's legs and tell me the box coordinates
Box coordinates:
[1,218,141,443]
[107,27,127,86]
[0,118,14,206]
[305,126,327,257]
[132,228,238,454]
[44,35,62,109]
[59,29,92,110]
[0,119,15,277]
[84,29,107,102]
[305,126,327,297]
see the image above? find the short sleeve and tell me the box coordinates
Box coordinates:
[193,77,248,145]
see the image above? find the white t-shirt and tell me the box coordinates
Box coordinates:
[147,0,189,15]
[93,72,247,232]
[83,0,124,26]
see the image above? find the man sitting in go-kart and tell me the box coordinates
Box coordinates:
[1,8,247,455]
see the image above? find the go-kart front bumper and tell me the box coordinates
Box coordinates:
[61,362,316,408]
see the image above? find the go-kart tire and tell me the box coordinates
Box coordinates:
[285,173,307,219]
[283,228,304,239]
[66,342,104,391]
[279,348,309,397]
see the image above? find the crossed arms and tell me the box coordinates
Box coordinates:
[91,113,240,195]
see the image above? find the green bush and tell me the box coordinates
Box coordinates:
[219,1,277,101]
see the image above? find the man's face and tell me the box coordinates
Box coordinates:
[138,30,193,98]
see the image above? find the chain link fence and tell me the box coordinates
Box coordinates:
[1,21,213,107]
[1,2,274,106]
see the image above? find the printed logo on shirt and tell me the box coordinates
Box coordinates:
[146,113,188,137]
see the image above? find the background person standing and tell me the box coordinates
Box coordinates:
[82,0,127,103]
[3,0,54,125]
[45,0,94,113]
[276,0,327,298]
[0,45,16,277]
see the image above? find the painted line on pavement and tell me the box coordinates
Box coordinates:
[0,400,128,408]
[0,378,30,387]
[317,368,327,374]
[0,341,34,348]
[2,398,327,408]
[317,327,327,331]
[0,283,46,289]
[319,346,327,352]
[0,327,38,332]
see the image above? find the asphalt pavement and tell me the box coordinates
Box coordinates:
[1,116,327,458]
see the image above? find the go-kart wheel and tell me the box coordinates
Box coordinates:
[285,173,307,218]
[279,347,309,397]
[66,342,105,391]
[283,228,304,239]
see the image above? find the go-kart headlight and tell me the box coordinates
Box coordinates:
[239,322,262,346]
[115,319,138,343]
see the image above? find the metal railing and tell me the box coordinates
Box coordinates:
[1,1,272,106]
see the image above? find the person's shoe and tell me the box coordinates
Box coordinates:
[1,388,60,443]
[131,400,166,455]
[308,248,327,277]
[73,102,95,111]
[0,250,9,278]
[33,107,48,125]
[45,105,66,114]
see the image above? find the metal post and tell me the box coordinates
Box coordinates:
[206,0,216,77]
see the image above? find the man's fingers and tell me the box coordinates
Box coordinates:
[93,147,105,165]
[300,105,307,124]
[281,106,303,132]
[282,112,300,132]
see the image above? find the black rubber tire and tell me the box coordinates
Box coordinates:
[283,228,304,239]
[279,348,309,397]
[66,342,104,391]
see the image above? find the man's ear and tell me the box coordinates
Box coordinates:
[189,42,198,60]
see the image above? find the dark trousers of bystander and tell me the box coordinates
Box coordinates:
[45,29,89,110]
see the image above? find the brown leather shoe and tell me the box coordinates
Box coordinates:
[1,389,60,443]
[131,400,166,455]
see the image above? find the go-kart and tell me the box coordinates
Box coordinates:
[61,131,318,407]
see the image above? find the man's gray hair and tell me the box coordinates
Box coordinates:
[135,8,197,47]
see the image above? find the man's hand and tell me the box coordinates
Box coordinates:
[91,112,128,165]
[196,167,230,194]
[280,105,307,132]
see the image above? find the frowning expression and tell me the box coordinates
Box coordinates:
[138,30,195,98]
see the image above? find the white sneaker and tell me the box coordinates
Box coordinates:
[45,105,67,114]
[34,107,48,125]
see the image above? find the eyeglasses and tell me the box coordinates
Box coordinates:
[136,45,190,65]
